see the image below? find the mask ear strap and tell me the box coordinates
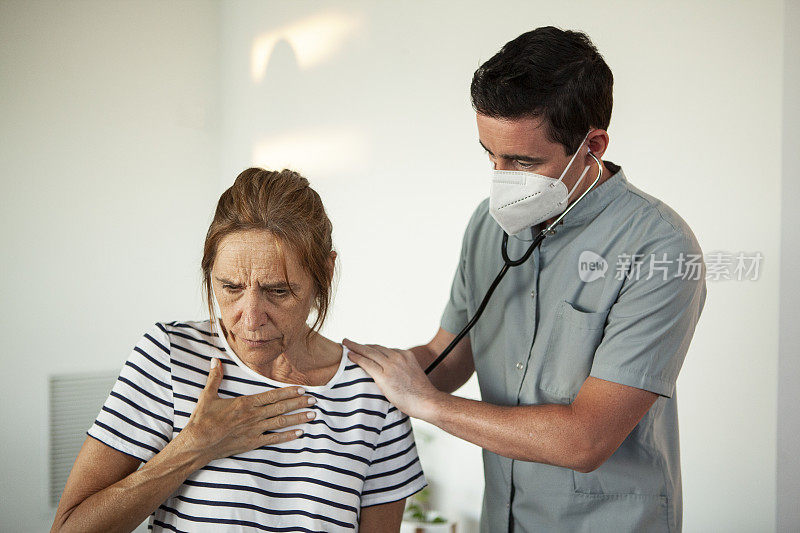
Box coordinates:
[210,284,224,332]
[561,157,592,205]
[555,130,593,185]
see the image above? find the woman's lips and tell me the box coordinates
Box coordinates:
[243,338,278,347]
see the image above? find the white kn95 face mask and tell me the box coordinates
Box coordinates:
[489,130,593,235]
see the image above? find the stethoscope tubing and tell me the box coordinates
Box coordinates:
[425,153,603,375]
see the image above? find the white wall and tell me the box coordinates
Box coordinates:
[0,1,220,531]
[1,1,792,532]
[216,2,785,531]
[778,1,800,531]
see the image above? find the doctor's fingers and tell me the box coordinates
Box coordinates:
[373,346,419,365]
[362,345,422,370]
[344,339,391,361]
[348,351,384,373]
[366,347,421,376]
[366,344,404,360]
[365,343,418,362]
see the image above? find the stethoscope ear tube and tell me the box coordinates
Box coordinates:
[424,153,603,376]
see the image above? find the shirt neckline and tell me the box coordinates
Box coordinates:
[211,318,349,392]
[555,160,627,227]
[508,161,627,243]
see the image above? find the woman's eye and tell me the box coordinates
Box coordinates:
[222,284,241,291]
[264,287,289,298]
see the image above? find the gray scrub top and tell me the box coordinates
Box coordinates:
[440,162,706,533]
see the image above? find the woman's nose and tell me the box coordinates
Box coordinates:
[241,291,267,330]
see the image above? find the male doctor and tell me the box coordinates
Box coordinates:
[345,26,706,533]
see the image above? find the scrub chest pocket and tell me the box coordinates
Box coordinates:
[540,299,609,401]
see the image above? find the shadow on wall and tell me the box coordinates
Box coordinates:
[246,12,370,177]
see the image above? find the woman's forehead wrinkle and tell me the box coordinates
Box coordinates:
[213,230,310,288]
[214,238,289,284]
[233,258,286,285]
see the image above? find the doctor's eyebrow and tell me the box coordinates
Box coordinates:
[478,140,547,164]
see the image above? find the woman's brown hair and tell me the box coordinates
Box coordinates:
[201,168,335,339]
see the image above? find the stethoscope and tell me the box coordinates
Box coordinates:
[425,152,604,374]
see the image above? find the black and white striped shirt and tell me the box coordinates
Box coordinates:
[87,320,427,532]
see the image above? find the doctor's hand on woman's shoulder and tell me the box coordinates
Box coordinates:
[51,358,313,533]
[177,358,314,463]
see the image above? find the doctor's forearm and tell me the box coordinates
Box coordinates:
[408,344,475,394]
[408,345,466,394]
[419,392,600,472]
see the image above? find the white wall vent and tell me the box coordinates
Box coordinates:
[48,370,118,508]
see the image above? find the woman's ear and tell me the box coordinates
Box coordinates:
[327,250,338,283]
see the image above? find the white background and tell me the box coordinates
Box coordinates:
[1,1,797,531]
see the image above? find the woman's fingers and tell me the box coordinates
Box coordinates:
[260,428,305,447]
[260,410,316,432]
[182,360,323,461]
[257,395,316,421]
[248,386,305,408]
[199,358,223,404]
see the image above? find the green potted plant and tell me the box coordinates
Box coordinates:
[401,487,456,532]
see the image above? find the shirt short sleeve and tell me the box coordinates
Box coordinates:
[360,406,427,508]
[589,233,707,398]
[440,202,485,335]
[87,322,174,462]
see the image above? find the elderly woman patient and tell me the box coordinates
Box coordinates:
[51,168,426,532]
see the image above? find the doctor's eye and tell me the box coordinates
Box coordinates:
[515,160,536,169]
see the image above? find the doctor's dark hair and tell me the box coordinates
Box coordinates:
[471,26,613,155]
[201,168,336,339]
